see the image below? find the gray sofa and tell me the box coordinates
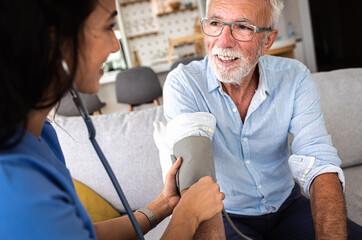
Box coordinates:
[53,68,362,239]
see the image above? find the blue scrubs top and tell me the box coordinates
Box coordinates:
[0,122,96,239]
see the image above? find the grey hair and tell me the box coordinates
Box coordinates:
[205,0,284,29]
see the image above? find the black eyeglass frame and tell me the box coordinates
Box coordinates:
[200,17,272,42]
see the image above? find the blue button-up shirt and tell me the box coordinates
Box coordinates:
[163,55,344,216]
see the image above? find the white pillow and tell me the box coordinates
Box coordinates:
[153,121,172,183]
[153,112,217,184]
[53,106,165,213]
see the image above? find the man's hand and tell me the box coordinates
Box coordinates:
[310,173,347,240]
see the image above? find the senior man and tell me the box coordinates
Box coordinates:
[163,0,362,239]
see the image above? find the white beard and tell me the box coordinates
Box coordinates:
[208,46,263,84]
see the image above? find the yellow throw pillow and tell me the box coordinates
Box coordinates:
[73,179,120,222]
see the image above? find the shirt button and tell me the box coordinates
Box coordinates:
[262,199,266,204]
[242,138,248,142]
[258,185,262,190]
[232,107,237,112]
[245,160,250,164]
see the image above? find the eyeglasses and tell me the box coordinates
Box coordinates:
[200,18,272,42]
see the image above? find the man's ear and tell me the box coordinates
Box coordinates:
[261,29,278,55]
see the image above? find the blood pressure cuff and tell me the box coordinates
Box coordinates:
[172,135,216,193]
[165,112,217,193]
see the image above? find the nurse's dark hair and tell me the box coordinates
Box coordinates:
[0,0,97,148]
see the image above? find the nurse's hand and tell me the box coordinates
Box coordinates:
[175,176,225,226]
[160,157,182,214]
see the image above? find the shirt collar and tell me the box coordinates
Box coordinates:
[206,57,221,93]
[256,58,270,99]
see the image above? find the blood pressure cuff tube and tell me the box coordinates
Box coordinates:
[165,112,217,193]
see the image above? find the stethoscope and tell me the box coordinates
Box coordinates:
[61,60,252,240]
[61,60,145,240]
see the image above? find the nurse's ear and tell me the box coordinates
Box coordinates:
[48,26,57,59]
[50,26,76,76]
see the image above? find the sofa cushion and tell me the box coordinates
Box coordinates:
[343,165,362,226]
[53,106,166,213]
[153,121,172,183]
[312,68,362,168]
[73,179,120,222]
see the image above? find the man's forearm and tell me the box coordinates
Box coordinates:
[178,189,225,240]
[193,212,225,240]
[310,172,347,240]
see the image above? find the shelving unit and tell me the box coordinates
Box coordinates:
[267,44,296,59]
[173,41,195,48]
[119,0,149,6]
[157,6,198,16]
[168,33,203,63]
[127,30,159,40]
[117,0,201,68]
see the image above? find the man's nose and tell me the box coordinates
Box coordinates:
[217,24,236,48]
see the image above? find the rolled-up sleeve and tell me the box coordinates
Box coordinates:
[288,68,345,196]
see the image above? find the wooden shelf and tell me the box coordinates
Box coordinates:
[119,0,149,6]
[127,30,158,40]
[157,6,197,16]
[267,44,296,59]
[174,41,195,48]
[168,33,204,63]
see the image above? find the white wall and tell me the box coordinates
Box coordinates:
[275,0,317,72]
[296,0,317,72]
